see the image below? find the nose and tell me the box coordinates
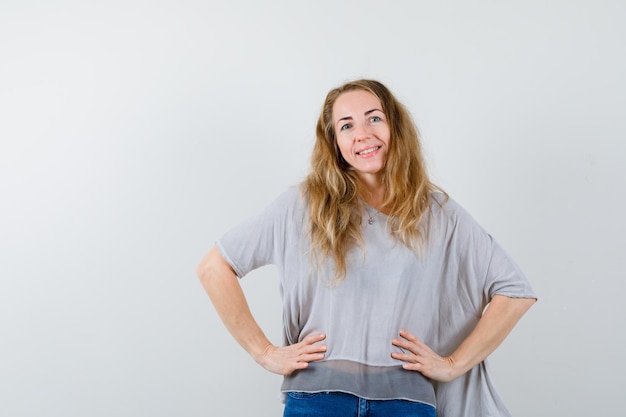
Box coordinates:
[353,123,371,141]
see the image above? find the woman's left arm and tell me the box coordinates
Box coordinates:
[391,295,536,382]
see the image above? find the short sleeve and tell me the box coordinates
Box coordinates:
[485,239,536,300]
[437,197,537,312]
[216,187,301,278]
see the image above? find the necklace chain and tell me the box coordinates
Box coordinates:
[364,205,381,225]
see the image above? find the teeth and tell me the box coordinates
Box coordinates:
[357,146,379,155]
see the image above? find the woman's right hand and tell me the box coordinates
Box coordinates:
[255,333,327,375]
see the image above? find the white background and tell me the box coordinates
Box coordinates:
[1,1,624,416]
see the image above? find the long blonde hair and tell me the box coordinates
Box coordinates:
[302,79,444,281]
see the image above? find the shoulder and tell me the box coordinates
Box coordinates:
[428,192,469,222]
[427,192,488,238]
[259,185,307,221]
[272,185,303,207]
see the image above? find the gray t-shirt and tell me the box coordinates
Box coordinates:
[217,186,536,416]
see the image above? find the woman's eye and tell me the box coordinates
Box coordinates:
[340,123,351,131]
[370,116,381,122]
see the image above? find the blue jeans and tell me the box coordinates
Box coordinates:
[283,391,436,417]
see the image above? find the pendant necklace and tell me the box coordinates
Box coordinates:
[365,205,381,225]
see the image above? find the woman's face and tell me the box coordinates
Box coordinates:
[332,90,391,184]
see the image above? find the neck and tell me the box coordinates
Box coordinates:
[358,177,387,213]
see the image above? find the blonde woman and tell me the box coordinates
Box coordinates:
[197,79,536,417]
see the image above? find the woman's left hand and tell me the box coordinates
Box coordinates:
[391,296,536,383]
[391,329,457,382]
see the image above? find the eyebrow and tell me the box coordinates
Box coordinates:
[336,108,384,125]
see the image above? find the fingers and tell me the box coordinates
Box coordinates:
[391,330,422,370]
[396,329,423,345]
[391,329,426,354]
[390,346,425,371]
[298,333,327,355]
[258,333,328,376]
[300,333,327,348]
[389,330,455,381]
[259,333,328,376]
[287,333,327,369]
[398,329,417,341]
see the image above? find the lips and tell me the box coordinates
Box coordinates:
[356,146,381,155]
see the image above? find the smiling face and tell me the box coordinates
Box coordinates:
[332,89,391,186]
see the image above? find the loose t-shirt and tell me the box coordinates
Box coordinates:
[216,186,536,417]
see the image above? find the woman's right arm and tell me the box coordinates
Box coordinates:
[196,246,327,375]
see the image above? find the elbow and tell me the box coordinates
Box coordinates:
[196,258,209,281]
[196,255,210,282]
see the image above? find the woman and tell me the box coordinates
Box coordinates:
[197,79,536,417]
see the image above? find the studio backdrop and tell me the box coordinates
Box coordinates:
[1,1,624,416]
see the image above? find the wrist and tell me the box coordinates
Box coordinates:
[251,342,275,366]
[445,355,473,381]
